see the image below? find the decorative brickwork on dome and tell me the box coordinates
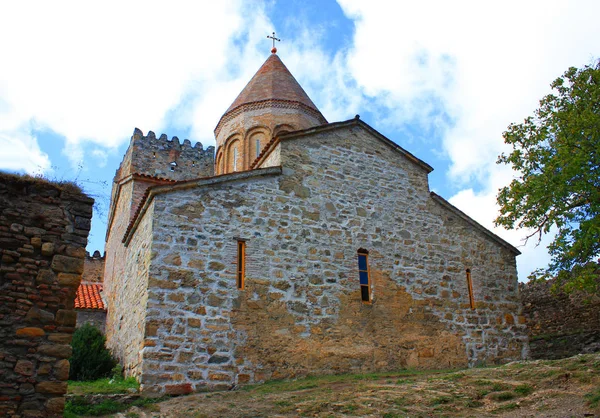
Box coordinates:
[75,284,106,311]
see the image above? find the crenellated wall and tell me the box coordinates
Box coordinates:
[0,173,93,417]
[115,128,214,182]
[82,251,105,283]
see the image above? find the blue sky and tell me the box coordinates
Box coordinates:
[1,0,599,281]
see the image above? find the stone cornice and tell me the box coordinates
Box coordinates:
[214,99,328,139]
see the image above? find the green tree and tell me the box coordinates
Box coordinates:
[496,61,600,293]
[69,323,117,381]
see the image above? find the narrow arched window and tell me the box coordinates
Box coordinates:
[237,240,246,289]
[233,147,238,172]
[466,269,475,309]
[256,138,261,158]
[357,249,371,303]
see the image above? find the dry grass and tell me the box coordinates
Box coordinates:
[112,353,600,418]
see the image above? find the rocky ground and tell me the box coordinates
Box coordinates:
[107,353,599,417]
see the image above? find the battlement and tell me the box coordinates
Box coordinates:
[115,128,215,183]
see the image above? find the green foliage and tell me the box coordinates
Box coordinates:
[69,324,117,381]
[496,60,600,293]
[68,377,139,395]
[64,395,162,417]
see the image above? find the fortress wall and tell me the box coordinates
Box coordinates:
[0,173,93,417]
[521,278,600,359]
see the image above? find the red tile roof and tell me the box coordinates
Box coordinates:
[225,53,321,114]
[75,283,106,311]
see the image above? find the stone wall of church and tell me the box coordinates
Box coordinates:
[131,124,526,394]
[0,173,93,417]
[104,179,153,378]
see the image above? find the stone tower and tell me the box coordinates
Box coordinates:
[214,51,327,174]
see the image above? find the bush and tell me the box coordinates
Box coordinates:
[69,324,117,381]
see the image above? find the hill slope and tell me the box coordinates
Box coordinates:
[121,353,599,417]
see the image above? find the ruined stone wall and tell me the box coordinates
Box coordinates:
[132,124,526,394]
[82,251,104,283]
[521,279,600,359]
[0,173,93,417]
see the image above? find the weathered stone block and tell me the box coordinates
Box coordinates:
[208,372,231,381]
[45,397,65,414]
[41,242,55,256]
[37,344,72,359]
[36,270,56,285]
[54,359,70,381]
[14,360,34,376]
[16,327,45,337]
[47,333,72,344]
[51,255,84,274]
[57,273,81,287]
[35,381,67,394]
[164,383,193,395]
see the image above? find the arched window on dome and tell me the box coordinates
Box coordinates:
[226,138,241,174]
[249,131,266,163]
[215,149,223,175]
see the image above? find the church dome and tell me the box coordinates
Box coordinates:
[214,52,327,174]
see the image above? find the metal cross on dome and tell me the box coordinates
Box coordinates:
[267,31,281,53]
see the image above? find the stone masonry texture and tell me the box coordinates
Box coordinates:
[107,121,528,395]
[0,173,93,417]
[521,278,600,359]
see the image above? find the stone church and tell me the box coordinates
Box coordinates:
[103,50,528,395]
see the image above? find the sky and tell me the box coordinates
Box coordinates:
[1,0,598,281]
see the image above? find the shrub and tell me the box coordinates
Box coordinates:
[69,324,117,381]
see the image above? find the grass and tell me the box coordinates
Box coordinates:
[64,396,163,417]
[514,384,534,396]
[63,354,600,417]
[585,387,600,408]
[489,391,516,402]
[68,377,139,395]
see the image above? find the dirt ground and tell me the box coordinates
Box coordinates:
[115,353,600,417]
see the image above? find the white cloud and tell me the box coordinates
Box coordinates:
[0,0,266,163]
[337,0,600,279]
[0,131,50,175]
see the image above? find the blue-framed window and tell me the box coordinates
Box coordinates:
[357,249,371,302]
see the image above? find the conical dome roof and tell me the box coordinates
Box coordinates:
[225,53,322,114]
[215,53,327,137]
